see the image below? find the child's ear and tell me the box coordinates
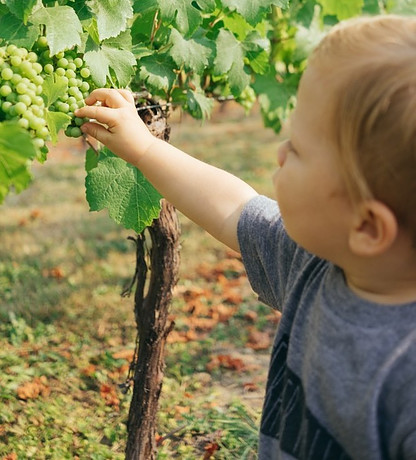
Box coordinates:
[348,200,398,257]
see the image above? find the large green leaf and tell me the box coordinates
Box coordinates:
[85,151,162,233]
[0,122,37,204]
[253,70,300,132]
[214,29,250,96]
[0,12,38,48]
[169,28,212,73]
[186,89,214,120]
[5,0,37,23]
[158,0,202,36]
[30,5,83,56]
[86,0,134,41]
[221,0,288,25]
[84,45,136,87]
[319,0,364,19]
[138,54,177,92]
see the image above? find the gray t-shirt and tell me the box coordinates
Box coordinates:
[237,195,416,460]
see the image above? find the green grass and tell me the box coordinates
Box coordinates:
[0,103,280,458]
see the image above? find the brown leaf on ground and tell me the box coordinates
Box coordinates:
[246,329,271,351]
[203,442,220,459]
[206,354,246,372]
[243,382,259,392]
[81,364,97,376]
[112,349,135,361]
[99,383,120,410]
[17,376,50,401]
[2,454,18,460]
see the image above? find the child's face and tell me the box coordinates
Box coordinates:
[273,64,354,262]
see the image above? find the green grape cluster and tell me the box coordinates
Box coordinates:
[35,37,93,138]
[0,44,48,150]
[237,86,257,114]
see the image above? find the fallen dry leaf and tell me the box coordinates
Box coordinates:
[17,376,50,401]
[246,329,271,351]
[100,383,120,410]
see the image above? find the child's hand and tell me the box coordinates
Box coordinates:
[75,89,157,166]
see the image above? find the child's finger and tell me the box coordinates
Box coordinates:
[84,88,130,108]
[75,105,118,126]
[81,121,112,143]
[117,89,135,105]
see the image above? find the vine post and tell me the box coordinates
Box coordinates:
[122,102,181,459]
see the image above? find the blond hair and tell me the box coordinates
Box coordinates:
[310,16,416,238]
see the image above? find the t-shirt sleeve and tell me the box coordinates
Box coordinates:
[237,195,313,311]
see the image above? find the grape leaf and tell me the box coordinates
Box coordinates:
[319,0,364,19]
[169,28,212,73]
[387,0,416,15]
[0,12,38,48]
[84,45,136,87]
[214,29,250,96]
[193,0,216,12]
[253,70,299,132]
[30,5,83,56]
[45,111,71,145]
[85,147,99,173]
[85,152,162,233]
[221,0,288,25]
[186,89,214,119]
[158,0,202,36]
[5,0,37,23]
[42,74,68,107]
[138,54,176,92]
[0,122,37,204]
[86,0,134,41]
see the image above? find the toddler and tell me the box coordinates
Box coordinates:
[76,15,416,459]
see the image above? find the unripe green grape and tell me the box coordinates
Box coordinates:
[58,102,70,113]
[65,69,76,79]
[80,67,90,79]
[70,126,82,138]
[10,55,22,67]
[11,73,22,84]
[55,51,65,59]
[57,57,68,69]
[67,62,76,71]
[74,57,83,68]
[74,117,84,126]
[32,137,45,149]
[80,81,90,92]
[44,63,54,74]
[55,67,65,76]
[37,126,49,139]
[35,85,43,95]
[14,101,27,115]
[33,96,44,106]
[17,117,29,129]
[6,44,17,55]
[16,82,27,95]
[69,103,78,112]
[68,77,78,87]
[37,36,48,49]
[68,86,79,97]
[6,92,17,103]
[33,75,44,86]
[1,101,12,112]
[18,94,32,106]
[1,67,13,80]
[67,96,76,105]
[27,52,37,63]
[0,84,12,97]
[32,62,42,74]
[20,60,32,76]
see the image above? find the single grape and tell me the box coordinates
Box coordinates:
[0,85,12,97]
[80,67,90,79]
[1,68,13,80]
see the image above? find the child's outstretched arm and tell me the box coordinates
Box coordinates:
[75,89,258,252]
